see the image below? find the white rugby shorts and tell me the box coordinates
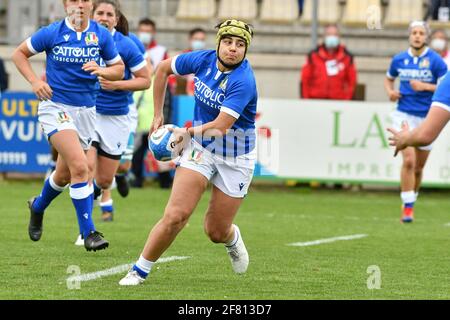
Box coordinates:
[178,139,256,198]
[38,100,95,150]
[93,113,131,158]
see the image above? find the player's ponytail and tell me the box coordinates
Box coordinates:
[116,11,129,36]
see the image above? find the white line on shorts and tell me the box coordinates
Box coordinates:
[67,256,190,282]
[287,234,368,247]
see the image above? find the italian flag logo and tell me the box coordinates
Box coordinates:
[85,32,98,46]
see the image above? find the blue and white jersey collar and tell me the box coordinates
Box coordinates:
[408,47,429,58]
[64,17,91,40]
[213,61,232,80]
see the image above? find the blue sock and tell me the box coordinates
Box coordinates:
[70,182,95,239]
[32,173,64,214]
[100,199,114,213]
[132,264,149,278]
[404,202,414,209]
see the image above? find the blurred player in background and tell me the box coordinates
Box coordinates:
[84,0,149,231]
[11,0,124,251]
[120,20,258,286]
[384,21,447,223]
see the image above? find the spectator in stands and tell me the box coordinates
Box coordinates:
[425,0,450,21]
[300,24,357,100]
[187,27,207,52]
[0,56,8,92]
[137,18,168,69]
[174,28,207,95]
[430,29,450,68]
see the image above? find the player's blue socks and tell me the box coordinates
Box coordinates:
[404,202,414,209]
[100,199,114,213]
[132,255,154,279]
[32,172,65,214]
[70,182,95,239]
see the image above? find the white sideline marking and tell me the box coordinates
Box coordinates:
[287,234,368,247]
[444,223,450,227]
[68,256,190,282]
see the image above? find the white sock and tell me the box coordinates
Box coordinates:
[226,225,240,247]
[135,255,154,275]
[401,191,416,204]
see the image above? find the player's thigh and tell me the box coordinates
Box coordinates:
[164,167,208,220]
[204,185,243,232]
[50,129,87,168]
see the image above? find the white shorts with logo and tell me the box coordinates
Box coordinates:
[390,110,433,151]
[178,139,256,198]
[93,113,131,157]
[38,100,96,150]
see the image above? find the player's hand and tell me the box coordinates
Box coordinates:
[149,115,164,134]
[31,80,53,101]
[168,126,191,155]
[388,89,402,102]
[387,121,410,157]
[82,61,103,77]
[409,80,427,92]
[98,76,119,91]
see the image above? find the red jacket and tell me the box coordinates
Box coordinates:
[301,44,357,100]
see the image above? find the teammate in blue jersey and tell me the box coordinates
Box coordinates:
[384,21,447,223]
[111,30,152,198]
[11,0,124,251]
[86,0,150,225]
[119,20,257,286]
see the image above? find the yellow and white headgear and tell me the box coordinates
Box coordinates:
[216,19,253,49]
[215,19,253,68]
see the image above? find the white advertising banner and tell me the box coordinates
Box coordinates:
[255,98,450,186]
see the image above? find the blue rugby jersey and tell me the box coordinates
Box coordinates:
[387,47,447,117]
[126,32,148,106]
[27,18,121,107]
[96,30,146,115]
[431,72,450,111]
[172,50,258,157]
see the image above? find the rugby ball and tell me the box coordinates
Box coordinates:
[148,124,179,161]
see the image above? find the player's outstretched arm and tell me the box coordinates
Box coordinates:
[387,106,450,156]
[12,41,52,101]
[151,58,174,133]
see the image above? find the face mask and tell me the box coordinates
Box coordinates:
[431,38,446,51]
[138,32,152,45]
[324,36,340,49]
[191,40,205,51]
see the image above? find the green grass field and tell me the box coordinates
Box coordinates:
[1,180,450,300]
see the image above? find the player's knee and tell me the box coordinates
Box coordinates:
[204,225,229,243]
[69,161,88,180]
[163,206,190,230]
[96,175,113,189]
[403,158,415,171]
